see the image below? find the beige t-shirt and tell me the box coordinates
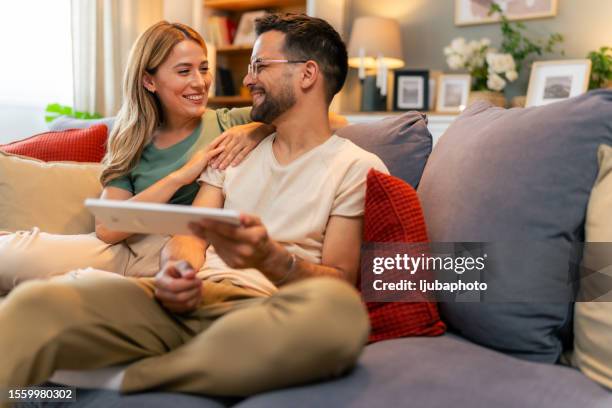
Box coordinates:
[196,134,388,295]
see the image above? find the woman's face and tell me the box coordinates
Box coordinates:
[145,40,211,123]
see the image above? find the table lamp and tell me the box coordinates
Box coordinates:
[348,16,405,111]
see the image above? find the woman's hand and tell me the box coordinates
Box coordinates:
[171,144,225,187]
[209,122,274,170]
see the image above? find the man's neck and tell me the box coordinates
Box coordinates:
[272,104,332,165]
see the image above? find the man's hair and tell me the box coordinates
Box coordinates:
[254,13,348,103]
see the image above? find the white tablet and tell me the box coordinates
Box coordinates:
[85,198,241,236]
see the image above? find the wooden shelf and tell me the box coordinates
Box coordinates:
[205,0,304,11]
[209,95,252,107]
[216,45,253,54]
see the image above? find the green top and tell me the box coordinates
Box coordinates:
[107,107,251,205]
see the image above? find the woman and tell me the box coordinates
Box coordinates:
[0,21,274,294]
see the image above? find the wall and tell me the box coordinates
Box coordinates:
[342,0,612,112]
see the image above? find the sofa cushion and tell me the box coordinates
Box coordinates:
[362,169,446,343]
[337,111,432,188]
[48,115,117,133]
[0,125,108,162]
[572,144,612,389]
[417,89,612,363]
[236,335,612,408]
[0,151,102,234]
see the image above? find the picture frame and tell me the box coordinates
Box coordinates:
[393,70,429,111]
[525,60,592,107]
[436,74,471,113]
[233,10,267,46]
[455,0,558,26]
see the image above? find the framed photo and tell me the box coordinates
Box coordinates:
[436,74,471,113]
[233,10,267,46]
[455,0,558,26]
[393,70,429,111]
[525,60,592,107]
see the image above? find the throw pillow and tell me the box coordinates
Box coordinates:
[48,115,116,134]
[572,144,612,389]
[337,112,432,188]
[363,169,446,343]
[0,125,108,162]
[417,89,612,363]
[0,151,102,234]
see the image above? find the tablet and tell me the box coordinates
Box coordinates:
[85,198,241,236]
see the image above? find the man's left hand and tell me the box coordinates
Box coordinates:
[189,214,271,269]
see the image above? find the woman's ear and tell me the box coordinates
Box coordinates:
[143,73,156,93]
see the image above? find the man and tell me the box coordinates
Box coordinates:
[0,14,387,398]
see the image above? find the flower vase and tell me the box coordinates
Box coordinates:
[468,91,506,108]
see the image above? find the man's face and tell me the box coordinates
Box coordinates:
[243,31,298,124]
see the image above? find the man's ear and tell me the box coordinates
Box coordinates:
[143,73,156,93]
[299,60,319,91]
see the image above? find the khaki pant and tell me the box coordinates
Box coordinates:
[0,274,369,399]
[0,228,169,295]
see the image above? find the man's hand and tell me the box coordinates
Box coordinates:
[188,214,272,270]
[154,260,202,314]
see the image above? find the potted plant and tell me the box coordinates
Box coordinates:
[489,2,564,107]
[587,46,612,90]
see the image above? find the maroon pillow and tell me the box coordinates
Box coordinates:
[363,169,446,343]
[0,125,108,162]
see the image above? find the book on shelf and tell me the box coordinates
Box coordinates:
[206,16,237,47]
[215,67,236,96]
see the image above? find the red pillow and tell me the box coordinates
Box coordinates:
[0,125,108,162]
[363,169,446,343]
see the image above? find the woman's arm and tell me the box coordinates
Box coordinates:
[95,145,224,244]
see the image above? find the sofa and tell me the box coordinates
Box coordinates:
[2,92,612,408]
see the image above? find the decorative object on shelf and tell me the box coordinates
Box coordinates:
[468,90,506,107]
[444,37,517,98]
[586,46,612,90]
[436,74,471,113]
[510,95,526,108]
[525,60,592,107]
[393,70,429,111]
[233,10,267,46]
[428,70,442,112]
[348,16,404,112]
[455,0,558,26]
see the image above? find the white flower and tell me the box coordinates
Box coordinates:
[506,70,518,82]
[444,46,453,56]
[447,54,465,70]
[487,72,507,91]
[450,37,466,52]
[480,38,491,47]
[486,53,516,74]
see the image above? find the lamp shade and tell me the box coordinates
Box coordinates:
[347,16,405,70]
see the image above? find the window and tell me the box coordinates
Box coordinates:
[0,0,73,107]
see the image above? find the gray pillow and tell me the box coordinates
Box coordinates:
[48,115,116,133]
[337,111,432,188]
[417,89,612,363]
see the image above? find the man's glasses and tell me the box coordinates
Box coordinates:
[247,59,308,80]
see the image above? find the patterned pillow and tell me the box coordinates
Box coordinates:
[363,169,446,343]
[0,125,107,162]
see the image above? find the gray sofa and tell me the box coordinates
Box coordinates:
[20,92,612,407]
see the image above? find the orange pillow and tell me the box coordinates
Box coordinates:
[363,169,446,343]
[0,125,107,162]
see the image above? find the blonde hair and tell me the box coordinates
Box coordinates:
[100,21,207,186]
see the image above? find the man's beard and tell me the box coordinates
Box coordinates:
[250,84,296,124]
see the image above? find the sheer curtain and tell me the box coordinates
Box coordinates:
[70,0,163,117]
